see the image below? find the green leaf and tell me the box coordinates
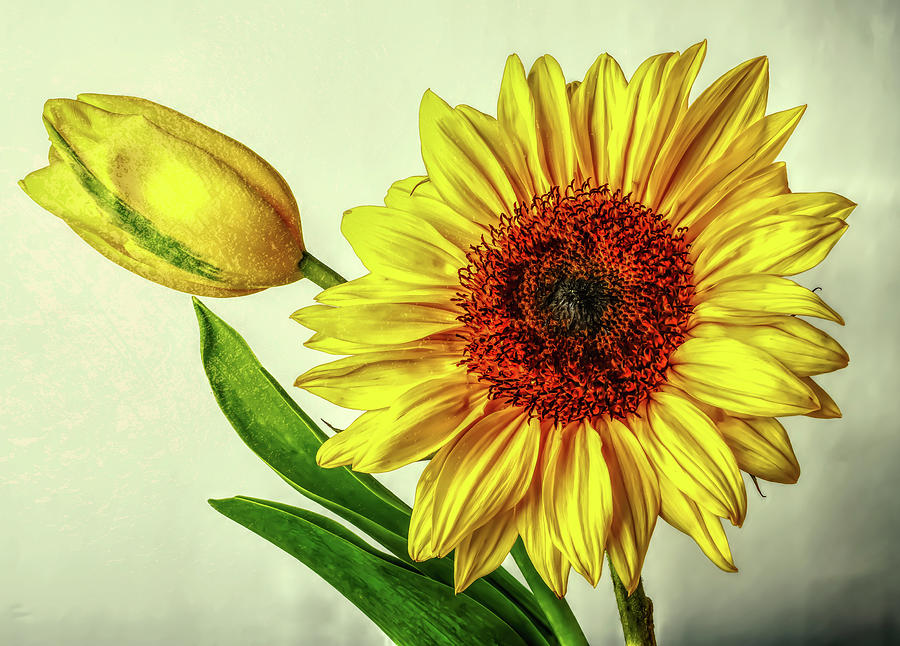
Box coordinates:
[193,298,553,645]
[210,496,528,646]
[194,297,411,532]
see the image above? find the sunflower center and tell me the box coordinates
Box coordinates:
[456,183,695,424]
[541,275,618,333]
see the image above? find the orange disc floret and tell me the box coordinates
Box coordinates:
[456,182,696,424]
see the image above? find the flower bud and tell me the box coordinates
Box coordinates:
[20,94,305,296]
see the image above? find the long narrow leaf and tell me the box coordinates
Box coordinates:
[193,299,553,645]
[210,496,528,646]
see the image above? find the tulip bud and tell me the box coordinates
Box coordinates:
[20,94,305,296]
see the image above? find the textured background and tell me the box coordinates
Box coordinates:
[2,1,898,644]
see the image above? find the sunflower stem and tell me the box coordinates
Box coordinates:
[511,539,589,646]
[608,556,656,646]
[299,250,346,289]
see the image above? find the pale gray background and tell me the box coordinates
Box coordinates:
[2,1,898,644]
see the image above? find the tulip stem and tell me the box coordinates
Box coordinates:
[299,251,346,289]
[609,556,656,646]
[511,540,590,646]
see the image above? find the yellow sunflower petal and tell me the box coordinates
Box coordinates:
[657,471,737,572]
[717,415,800,484]
[608,51,677,194]
[384,176,487,250]
[667,105,806,229]
[303,329,461,356]
[341,206,466,285]
[409,433,460,561]
[636,392,746,525]
[527,55,576,189]
[419,89,517,222]
[669,336,820,416]
[625,41,708,203]
[691,196,849,287]
[541,421,612,585]
[692,274,844,325]
[516,475,572,598]
[453,507,519,593]
[760,191,857,219]
[315,273,458,307]
[457,104,534,207]
[428,407,540,557]
[337,377,490,473]
[292,302,461,344]
[801,377,842,418]
[315,408,391,471]
[689,319,849,377]
[651,55,768,212]
[569,52,627,187]
[295,350,459,410]
[679,161,789,235]
[497,54,547,196]
[601,418,660,594]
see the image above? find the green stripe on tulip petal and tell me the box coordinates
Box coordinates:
[43,117,222,281]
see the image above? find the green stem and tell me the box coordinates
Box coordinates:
[511,539,589,646]
[299,250,346,289]
[608,556,656,646]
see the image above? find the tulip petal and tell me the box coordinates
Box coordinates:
[76,93,303,245]
[41,98,302,286]
[19,161,252,296]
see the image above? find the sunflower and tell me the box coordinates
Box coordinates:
[293,41,852,597]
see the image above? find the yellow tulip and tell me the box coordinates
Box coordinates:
[20,94,306,296]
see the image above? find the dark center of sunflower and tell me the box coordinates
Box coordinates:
[456,183,695,424]
[542,275,618,333]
